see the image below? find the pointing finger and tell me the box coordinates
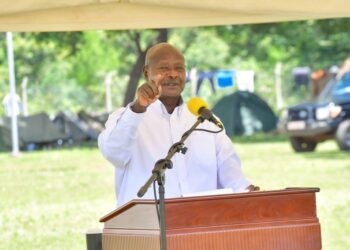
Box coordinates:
[146,80,159,94]
[151,73,164,87]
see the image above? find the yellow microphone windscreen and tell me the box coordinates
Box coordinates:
[187,97,209,116]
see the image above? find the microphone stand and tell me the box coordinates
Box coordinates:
[137,116,205,250]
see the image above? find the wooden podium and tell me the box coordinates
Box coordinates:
[100,188,321,250]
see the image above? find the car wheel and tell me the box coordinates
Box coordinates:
[289,137,317,152]
[336,119,350,151]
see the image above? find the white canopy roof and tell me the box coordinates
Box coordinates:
[0,0,349,32]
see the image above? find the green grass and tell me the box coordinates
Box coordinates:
[1,139,349,250]
[0,148,115,250]
[234,138,350,250]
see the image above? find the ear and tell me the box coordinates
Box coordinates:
[143,66,149,80]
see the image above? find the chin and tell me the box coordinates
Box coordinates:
[161,94,181,98]
[163,87,184,96]
[162,90,181,97]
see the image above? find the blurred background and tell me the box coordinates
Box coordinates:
[1,18,350,250]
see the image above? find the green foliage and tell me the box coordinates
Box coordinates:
[0,18,349,116]
[170,28,230,70]
[213,19,350,110]
[104,31,138,75]
[69,31,120,86]
[27,66,94,114]
[31,32,84,56]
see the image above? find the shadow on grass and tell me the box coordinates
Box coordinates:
[300,149,350,159]
[232,133,289,144]
[0,140,98,154]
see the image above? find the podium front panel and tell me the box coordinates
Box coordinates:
[100,188,321,250]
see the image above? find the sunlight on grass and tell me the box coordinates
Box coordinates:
[235,139,350,250]
[0,139,349,250]
[0,148,115,250]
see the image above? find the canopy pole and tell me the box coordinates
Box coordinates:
[6,32,20,156]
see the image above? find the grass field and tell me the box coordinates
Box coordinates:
[0,138,349,250]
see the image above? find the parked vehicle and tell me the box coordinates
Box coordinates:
[280,72,350,152]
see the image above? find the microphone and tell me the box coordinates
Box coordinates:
[187,97,223,128]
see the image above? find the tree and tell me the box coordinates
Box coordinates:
[122,29,168,106]
[1,18,349,116]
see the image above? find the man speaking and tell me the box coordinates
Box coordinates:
[98,42,257,206]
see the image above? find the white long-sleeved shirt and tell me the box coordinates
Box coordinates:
[98,100,251,206]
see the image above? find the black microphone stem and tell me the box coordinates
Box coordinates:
[137,116,204,198]
[137,116,204,250]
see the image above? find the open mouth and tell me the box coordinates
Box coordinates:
[163,80,180,87]
[163,83,178,87]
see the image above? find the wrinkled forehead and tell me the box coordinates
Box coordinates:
[145,45,185,66]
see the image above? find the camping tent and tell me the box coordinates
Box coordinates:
[0,0,349,32]
[77,110,109,134]
[0,113,67,150]
[53,111,98,143]
[212,91,278,137]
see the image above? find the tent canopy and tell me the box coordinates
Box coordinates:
[0,0,349,32]
[213,91,278,137]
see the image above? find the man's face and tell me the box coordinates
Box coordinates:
[144,49,186,98]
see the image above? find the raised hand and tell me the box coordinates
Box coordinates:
[131,80,162,113]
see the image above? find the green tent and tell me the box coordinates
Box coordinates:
[53,111,98,142]
[0,112,67,151]
[212,91,277,137]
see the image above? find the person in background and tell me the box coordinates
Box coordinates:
[2,93,22,117]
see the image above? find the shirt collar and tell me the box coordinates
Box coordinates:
[155,97,185,118]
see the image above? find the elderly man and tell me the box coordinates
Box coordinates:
[98,43,257,206]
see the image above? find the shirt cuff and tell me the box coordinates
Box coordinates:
[119,103,146,126]
[233,179,252,193]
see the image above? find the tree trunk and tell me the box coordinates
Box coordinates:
[123,53,146,106]
[123,29,168,106]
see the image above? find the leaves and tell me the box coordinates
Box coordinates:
[0,18,349,116]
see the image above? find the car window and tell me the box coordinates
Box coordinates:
[317,72,350,104]
[332,72,350,96]
[317,79,336,103]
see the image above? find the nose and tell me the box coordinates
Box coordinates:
[167,68,179,78]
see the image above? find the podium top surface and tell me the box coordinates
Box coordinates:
[100,187,319,225]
